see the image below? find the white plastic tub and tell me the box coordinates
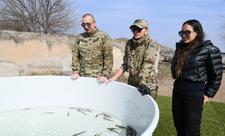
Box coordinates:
[0,76,159,136]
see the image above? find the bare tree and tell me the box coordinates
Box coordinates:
[0,0,79,34]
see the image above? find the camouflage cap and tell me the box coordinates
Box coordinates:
[130,19,148,29]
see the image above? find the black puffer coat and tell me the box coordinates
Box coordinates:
[171,40,223,97]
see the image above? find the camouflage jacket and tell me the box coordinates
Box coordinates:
[122,35,160,91]
[72,28,113,78]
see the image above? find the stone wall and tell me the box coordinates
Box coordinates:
[0,30,123,76]
[0,30,75,76]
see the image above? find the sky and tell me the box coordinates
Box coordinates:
[74,0,225,52]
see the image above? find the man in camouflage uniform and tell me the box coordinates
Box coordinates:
[71,13,113,82]
[109,19,160,99]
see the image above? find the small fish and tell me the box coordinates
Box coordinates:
[107,127,117,131]
[69,107,77,110]
[101,113,111,118]
[78,110,88,115]
[95,113,113,121]
[107,127,119,134]
[83,108,92,113]
[21,108,31,111]
[94,132,102,136]
[67,111,70,116]
[103,117,113,121]
[95,113,100,118]
[95,113,108,118]
[72,131,86,136]
[115,124,126,129]
[42,112,54,114]
[75,108,92,115]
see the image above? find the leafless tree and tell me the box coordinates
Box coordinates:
[0,0,79,34]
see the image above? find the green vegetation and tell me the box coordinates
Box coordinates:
[153,96,225,136]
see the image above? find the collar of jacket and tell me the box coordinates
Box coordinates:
[85,28,98,37]
[176,40,212,50]
[131,34,148,45]
[196,40,212,49]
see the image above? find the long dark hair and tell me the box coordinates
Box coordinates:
[175,19,205,77]
[185,19,205,43]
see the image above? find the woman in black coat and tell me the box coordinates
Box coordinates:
[171,19,223,136]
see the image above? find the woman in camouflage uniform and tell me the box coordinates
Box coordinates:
[108,19,160,99]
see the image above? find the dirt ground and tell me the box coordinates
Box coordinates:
[158,63,225,103]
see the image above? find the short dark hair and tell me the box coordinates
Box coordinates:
[82,13,96,23]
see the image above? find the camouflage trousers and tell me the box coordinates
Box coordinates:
[149,86,158,99]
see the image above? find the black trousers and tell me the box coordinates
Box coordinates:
[172,92,204,136]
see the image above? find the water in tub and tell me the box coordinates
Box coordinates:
[0,106,136,136]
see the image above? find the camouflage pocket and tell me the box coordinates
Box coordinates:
[149,86,158,99]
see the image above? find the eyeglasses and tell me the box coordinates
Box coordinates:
[81,22,93,28]
[178,30,195,37]
[130,26,143,33]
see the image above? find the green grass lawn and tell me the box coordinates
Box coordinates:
[153,96,225,136]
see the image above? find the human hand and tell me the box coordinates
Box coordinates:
[137,84,150,96]
[203,95,209,103]
[70,73,80,80]
[105,78,114,85]
[97,76,108,84]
